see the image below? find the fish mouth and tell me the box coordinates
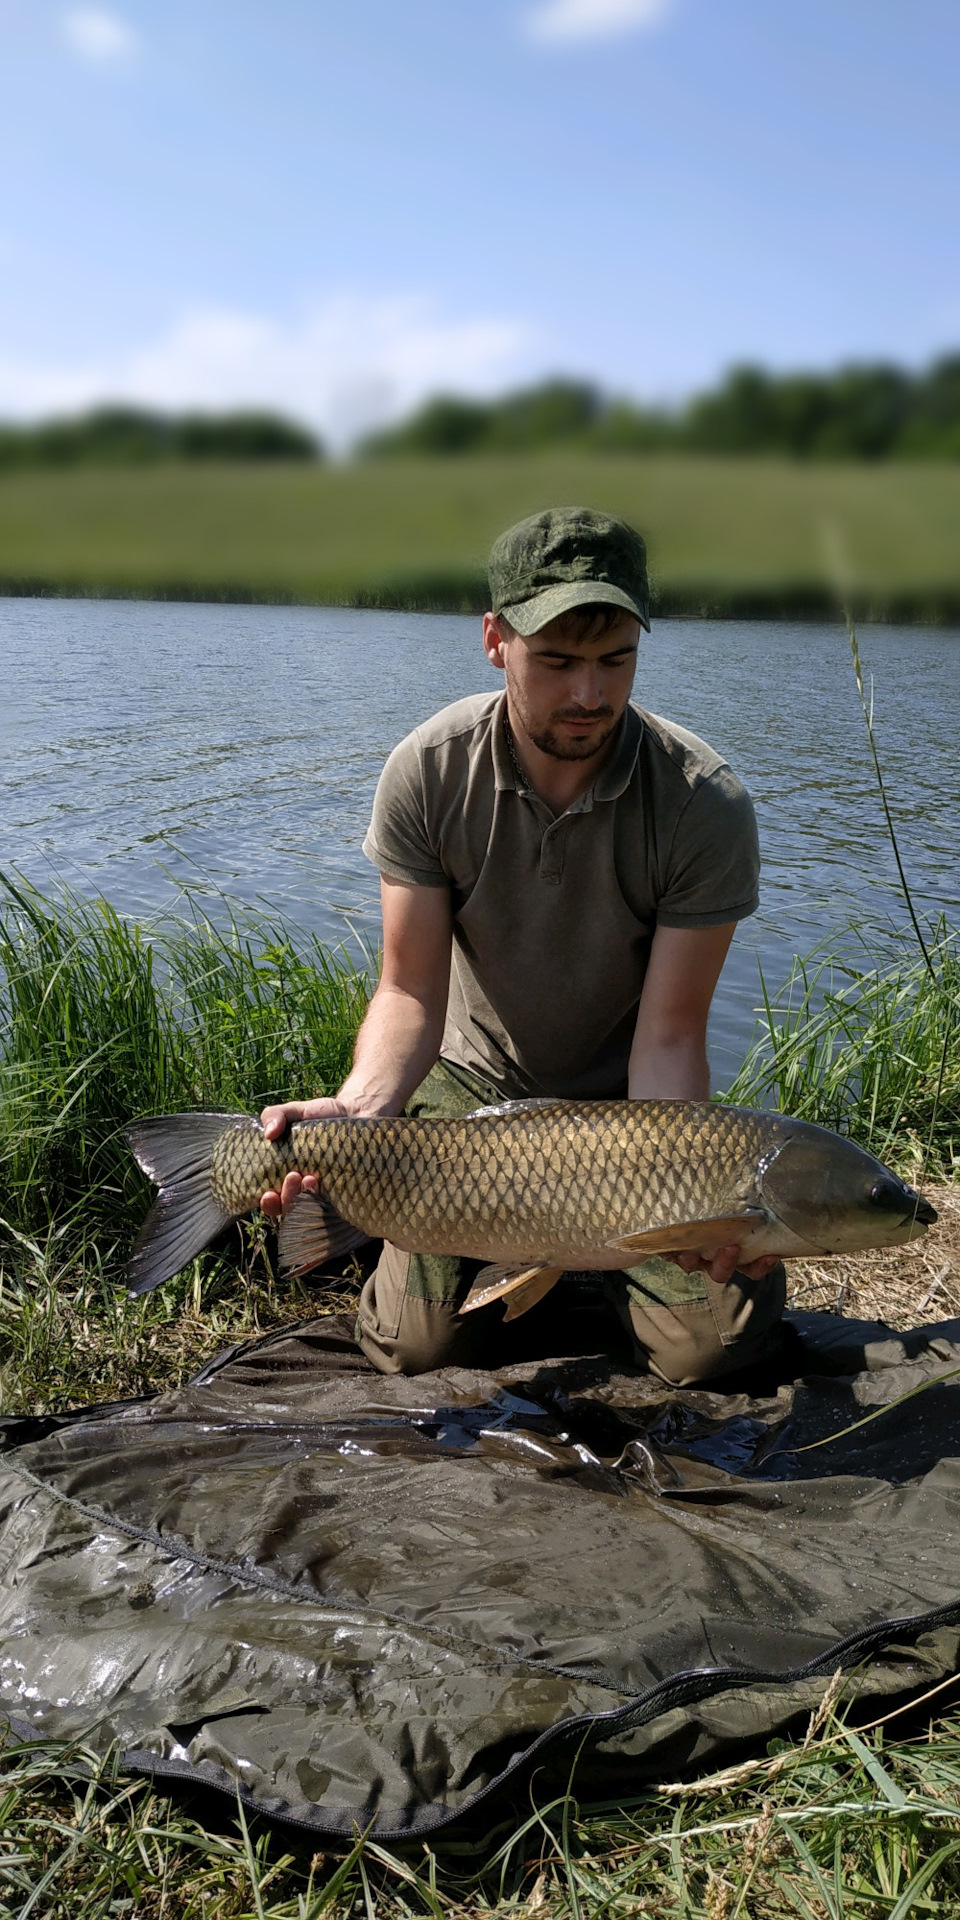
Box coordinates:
[906,1192,938,1227]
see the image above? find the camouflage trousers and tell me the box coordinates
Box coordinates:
[356,1058,787,1384]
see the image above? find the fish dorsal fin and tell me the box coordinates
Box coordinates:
[462,1098,566,1119]
[610,1210,766,1257]
[459,1262,564,1318]
[278,1190,370,1278]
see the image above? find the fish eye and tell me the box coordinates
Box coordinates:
[869,1176,905,1210]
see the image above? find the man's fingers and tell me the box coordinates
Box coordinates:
[738,1254,781,1282]
[261,1097,350,1139]
[671,1244,759,1285]
[261,1103,302,1140]
[702,1246,743,1286]
[259,1170,321,1218]
[258,1170,303,1216]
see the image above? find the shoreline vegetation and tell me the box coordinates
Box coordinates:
[3,453,960,621]
[1,879,958,1911]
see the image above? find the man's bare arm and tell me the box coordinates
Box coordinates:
[628,922,735,1101]
[628,922,778,1285]
[259,877,452,1215]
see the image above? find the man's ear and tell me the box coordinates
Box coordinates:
[482,612,508,671]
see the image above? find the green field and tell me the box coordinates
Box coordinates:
[2,454,960,617]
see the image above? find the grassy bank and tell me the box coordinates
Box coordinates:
[2,455,960,618]
[2,880,959,1913]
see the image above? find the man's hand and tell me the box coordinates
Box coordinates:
[672,1246,781,1286]
[258,1096,355,1218]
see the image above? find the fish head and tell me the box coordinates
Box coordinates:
[758,1122,937,1254]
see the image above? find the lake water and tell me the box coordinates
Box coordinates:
[3,597,958,1085]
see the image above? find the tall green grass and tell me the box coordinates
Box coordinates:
[725,923,959,1177]
[0,874,372,1249]
[0,875,374,1411]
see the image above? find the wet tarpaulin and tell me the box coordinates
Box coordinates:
[4,1307,960,1838]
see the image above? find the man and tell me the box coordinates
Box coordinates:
[260,507,784,1382]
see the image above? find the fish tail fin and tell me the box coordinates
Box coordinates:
[125,1112,243,1296]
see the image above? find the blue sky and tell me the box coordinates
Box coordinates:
[1,0,957,443]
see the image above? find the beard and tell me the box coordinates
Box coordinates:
[515,703,620,762]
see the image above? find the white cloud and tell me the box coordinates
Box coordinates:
[0,295,537,449]
[61,8,138,65]
[525,0,673,42]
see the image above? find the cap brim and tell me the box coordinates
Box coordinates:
[499,580,651,635]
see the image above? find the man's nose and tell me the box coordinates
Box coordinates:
[569,664,603,707]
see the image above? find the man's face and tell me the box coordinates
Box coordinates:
[482,608,640,762]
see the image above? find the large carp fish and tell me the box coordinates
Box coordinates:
[126,1099,937,1315]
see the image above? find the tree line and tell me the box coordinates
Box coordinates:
[360,357,960,460]
[3,356,960,467]
[0,405,322,470]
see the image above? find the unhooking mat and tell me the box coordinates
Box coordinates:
[4,1305,960,1838]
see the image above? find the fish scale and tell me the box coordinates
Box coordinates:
[125,1097,937,1302]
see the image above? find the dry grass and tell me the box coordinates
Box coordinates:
[787,1181,960,1327]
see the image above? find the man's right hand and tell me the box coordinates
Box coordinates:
[258,1096,354,1218]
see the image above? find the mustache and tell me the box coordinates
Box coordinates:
[552,706,616,722]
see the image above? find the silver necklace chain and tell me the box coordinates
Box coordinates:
[503,715,528,790]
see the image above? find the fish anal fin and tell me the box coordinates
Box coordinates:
[611,1209,766,1257]
[278,1190,370,1277]
[459,1262,564,1318]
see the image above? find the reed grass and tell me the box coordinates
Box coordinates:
[724,923,959,1179]
[0,872,372,1245]
[0,875,374,1410]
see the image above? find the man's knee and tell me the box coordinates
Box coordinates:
[620,1262,788,1387]
[356,1247,482,1375]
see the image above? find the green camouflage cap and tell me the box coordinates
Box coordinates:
[488,506,651,635]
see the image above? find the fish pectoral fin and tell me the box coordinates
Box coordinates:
[610,1210,766,1257]
[459,1262,564,1318]
[278,1191,370,1277]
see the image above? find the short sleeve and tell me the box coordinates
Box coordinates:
[362,732,450,888]
[655,766,760,927]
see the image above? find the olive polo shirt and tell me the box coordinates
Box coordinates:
[362,692,759,1099]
